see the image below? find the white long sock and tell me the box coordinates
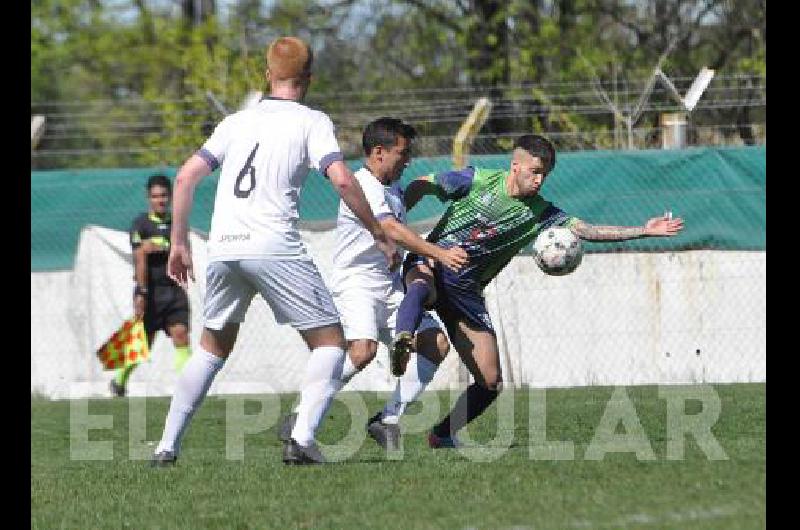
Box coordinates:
[290,346,346,446]
[340,353,358,384]
[291,351,358,414]
[155,347,225,455]
[381,353,438,425]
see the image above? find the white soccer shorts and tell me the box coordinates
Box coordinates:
[333,284,440,346]
[203,259,340,331]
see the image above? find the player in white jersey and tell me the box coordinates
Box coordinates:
[278,117,468,453]
[151,36,397,467]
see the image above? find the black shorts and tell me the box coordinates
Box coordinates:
[144,284,190,339]
[402,252,495,335]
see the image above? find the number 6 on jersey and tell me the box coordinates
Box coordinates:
[234,143,259,198]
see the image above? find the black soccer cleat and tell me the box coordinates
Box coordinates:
[150,450,178,467]
[428,432,461,449]
[389,331,414,377]
[278,412,297,443]
[109,379,126,398]
[282,438,326,465]
[366,412,401,451]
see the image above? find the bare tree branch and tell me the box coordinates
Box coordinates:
[401,0,462,32]
[384,53,421,80]
[593,0,648,45]
[577,49,625,123]
[709,28,751,70]
[132,0,157,45]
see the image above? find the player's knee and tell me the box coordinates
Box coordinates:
[435,333,450,358]
[302,323,347,351]
[414,329,448,364]
[201,325,238,358]
[348,340,377,369]
[408,278,437,306]
[170,325,190,345]
[481,372,503,392]
[350,350,376,370]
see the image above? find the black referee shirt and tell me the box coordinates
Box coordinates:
[130,212,173,287]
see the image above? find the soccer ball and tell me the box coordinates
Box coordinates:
[532,226,583,276]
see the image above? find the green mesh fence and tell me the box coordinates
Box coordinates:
[31,145,765,272]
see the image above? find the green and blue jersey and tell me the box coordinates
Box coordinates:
[426,166,579,291]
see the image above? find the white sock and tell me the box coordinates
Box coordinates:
[340,353,358,384]
[291,351,359,414]
[290,346,346,446]
[381,353,438,425]
[155,347,225,455]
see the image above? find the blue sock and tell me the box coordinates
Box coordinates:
[396,281,431,335]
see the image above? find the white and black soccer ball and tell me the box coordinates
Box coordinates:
[532,226,583,276]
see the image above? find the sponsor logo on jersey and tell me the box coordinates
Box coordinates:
[218,233,251,243]
[469,224,498,242]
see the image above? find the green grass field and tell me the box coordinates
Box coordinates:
[31,383,765,529]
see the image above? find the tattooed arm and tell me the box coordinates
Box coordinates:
[570,215,684,242]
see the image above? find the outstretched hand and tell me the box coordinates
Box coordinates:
[168,244,194,288]
[644,214,684,236]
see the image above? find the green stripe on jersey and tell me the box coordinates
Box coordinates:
[428,168,578,289]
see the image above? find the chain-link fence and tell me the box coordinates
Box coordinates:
[31,144,764,398]
[31,74,765,170]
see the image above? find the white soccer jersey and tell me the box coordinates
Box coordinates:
[330,173,441,343]
[330,167,406,291]
[198,98,343,261]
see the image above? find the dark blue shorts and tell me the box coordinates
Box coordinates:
[402,253,495,334]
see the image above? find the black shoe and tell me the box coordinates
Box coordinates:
[282,438,326,465]
[151,450,177,467]
[366,412,401,451]
[109,379,126,398]
[278,412,297,442]
[389,331,414,377]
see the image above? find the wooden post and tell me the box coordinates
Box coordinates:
[660,112,687,149]
[31,115,46,150]
[453,97,492,169]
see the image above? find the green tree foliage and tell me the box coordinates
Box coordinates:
[31,0,765,168]
[32,0,261,168]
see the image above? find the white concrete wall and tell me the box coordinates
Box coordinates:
[30,226,765,399]
[488,251,766,388]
